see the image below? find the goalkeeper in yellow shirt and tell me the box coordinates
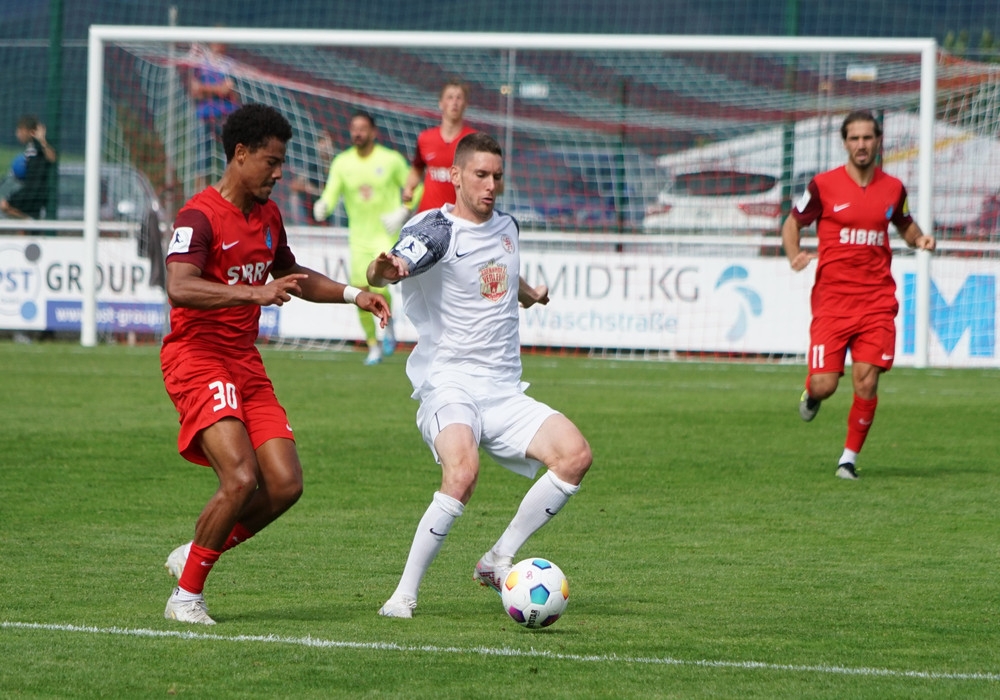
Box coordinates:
[313,111,419,364]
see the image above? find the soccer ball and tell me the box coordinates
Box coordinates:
[501,557,569,629]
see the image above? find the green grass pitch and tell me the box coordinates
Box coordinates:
[1,341,999,698]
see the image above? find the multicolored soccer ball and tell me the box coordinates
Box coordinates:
[501,558,569,629]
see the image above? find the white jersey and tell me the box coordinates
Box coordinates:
[390,204,523,396]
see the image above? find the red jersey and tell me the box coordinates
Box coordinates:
[791,165,913,319]
[162,187,296,352]
[413,124,477,212]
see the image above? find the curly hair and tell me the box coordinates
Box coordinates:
[221,103,293,162]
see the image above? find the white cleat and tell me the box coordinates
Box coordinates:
[364,345,383,366]
[378,594,417,618]
[473,553,513,595]
[164,588,216,625]
[164,542,191,579]
[382,324,397,357]
[835,463,859,480]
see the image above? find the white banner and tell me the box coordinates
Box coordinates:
[0,236,165,333]
[4,232,996,368]
[281,233,999,368]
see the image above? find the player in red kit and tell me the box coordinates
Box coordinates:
[402,80,476,213]
[782,110,935,480]
[160,103,390,624]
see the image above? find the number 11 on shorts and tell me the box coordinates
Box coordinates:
[810,344,825,370]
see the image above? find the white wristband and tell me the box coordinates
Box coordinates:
[343,285,362,305]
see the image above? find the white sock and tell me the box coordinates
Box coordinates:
[172,586,202,602]
[392,491,464,600]
[491,471,579,561]
[839,448,858,465]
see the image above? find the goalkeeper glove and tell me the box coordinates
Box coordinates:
[313,197,329,222]
[380,205,412,234]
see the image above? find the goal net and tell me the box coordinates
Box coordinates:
[76,28,1000,367]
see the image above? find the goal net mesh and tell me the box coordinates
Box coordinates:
[85,36,1000,363]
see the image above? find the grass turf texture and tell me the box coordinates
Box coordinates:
[1,341,999,698]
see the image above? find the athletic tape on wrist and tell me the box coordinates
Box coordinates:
[343,286,362,304]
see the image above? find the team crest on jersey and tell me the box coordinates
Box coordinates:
[479,259,508,302]
[500,234,514,254]
[884,205,894,220]
[265,226,273,250]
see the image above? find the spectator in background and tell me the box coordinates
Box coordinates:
[190,42,239,190]
[0,115,57,219]
[313,111,412,365]
[402,79,476,213]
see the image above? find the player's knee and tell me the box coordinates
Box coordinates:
[268,467,304,508]
[808,375,839,399]
[219,465,259,504]
[441,460,479,503]
[554,439,592,485]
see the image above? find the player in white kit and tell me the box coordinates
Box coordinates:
[367,132,593,618]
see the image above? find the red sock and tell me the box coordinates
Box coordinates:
[223,522,255,552]
[845,394,878,453]
[178,544,221,595]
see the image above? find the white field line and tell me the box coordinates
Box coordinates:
[3,621,999,683]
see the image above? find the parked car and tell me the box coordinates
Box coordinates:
[499,146,664,232]
[641,168,805,234]
[56,161,168,285]
[56,162,167,233]
[643,112,1000,235]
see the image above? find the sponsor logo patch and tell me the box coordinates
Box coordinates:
[168,227,194,255]
[396,235,428,264]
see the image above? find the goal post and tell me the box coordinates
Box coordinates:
[83,27,942,362]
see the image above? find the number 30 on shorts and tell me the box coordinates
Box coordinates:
[209,380,239,412]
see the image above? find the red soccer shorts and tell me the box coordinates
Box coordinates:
[806,312,896,378]
[161,343,294,466]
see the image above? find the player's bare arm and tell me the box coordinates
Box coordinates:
[402,166,424,203]
[274,262,391,327]
[166,261,306,309]
[781,215,817,271]
[902,221,936,251]
[367,252,410,287]
[518,277,549,308]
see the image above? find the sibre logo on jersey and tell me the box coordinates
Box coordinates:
[227,260,275,285]
[428,166,451,183]
[839,228,886,246]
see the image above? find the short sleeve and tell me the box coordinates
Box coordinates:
[166,209,214,270]
[390,211,452,277]
[790,179,823,227]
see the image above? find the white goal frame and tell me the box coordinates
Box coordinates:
[83,26,937,363]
